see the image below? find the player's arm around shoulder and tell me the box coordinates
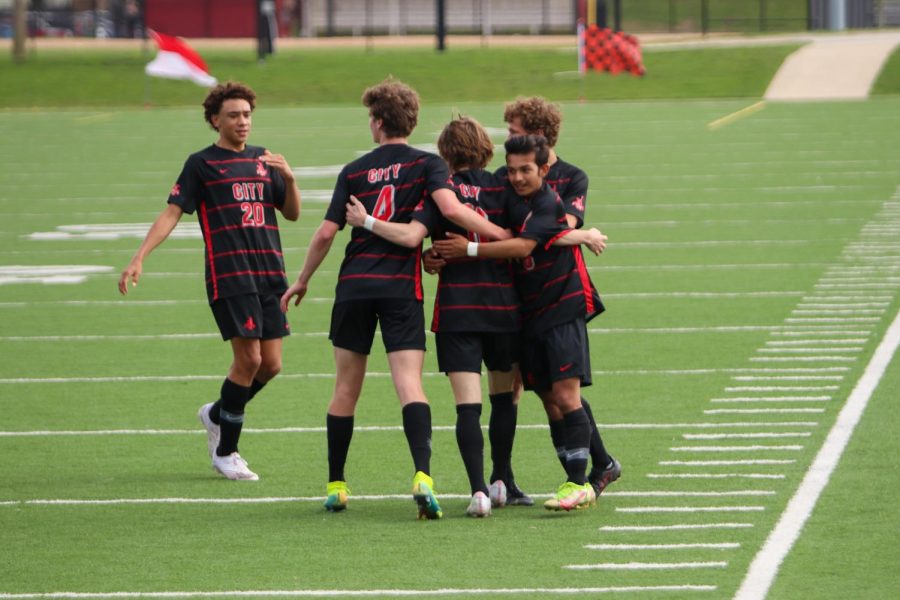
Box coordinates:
[260,149,301,221]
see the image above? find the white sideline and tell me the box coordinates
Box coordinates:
[733,309,900,600]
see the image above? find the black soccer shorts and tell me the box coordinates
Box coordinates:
[211,293,290,341]
[519,317,592,393]
[330,297,425,355]
[435,331,520,374]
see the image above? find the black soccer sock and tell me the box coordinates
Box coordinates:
[581,397,612,469]
[402,402,432,475]
[456,403,488,495]
[216,378,250,456]
[562,408,591,485]
[548,418,568,470]
[208,378,267,426]
[488,392,517,484]
[326,413,354,482]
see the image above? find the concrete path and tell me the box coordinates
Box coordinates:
[764,31,900,101]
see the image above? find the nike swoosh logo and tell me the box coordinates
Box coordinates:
[559,363,573,372]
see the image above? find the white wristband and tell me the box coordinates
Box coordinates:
[363,215,376,231]
[466,242,479,257]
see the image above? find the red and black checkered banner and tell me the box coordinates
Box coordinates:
[578,24,645,76]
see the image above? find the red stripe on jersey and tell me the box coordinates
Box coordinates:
[339,273,416,281]
[355,179,423,199]
[212,248,284,260]
[203,177,271,187]
[349,252,411,261]
[439,281,514,289]
[209,224,280,236]
[346,157,428,180]
[431,287,441,331]
[438,304,519,311]
[527,290,586,320]
[210,269,286,281]
[199,203,219,301]
[204,158,263,165]
[415,245,423,302]
[205,201,275,215]
[544,229,574,251]
[573,246,595,314]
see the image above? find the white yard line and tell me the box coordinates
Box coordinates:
[734,308,900,600]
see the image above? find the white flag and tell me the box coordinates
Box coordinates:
[145,30,217,88]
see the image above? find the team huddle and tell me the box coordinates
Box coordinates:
[119,78,621,519]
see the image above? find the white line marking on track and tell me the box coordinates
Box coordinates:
[710,396,830,403]
[563,561,728,570]
[660,460,795,466]
[724,386,838,391]
[734,308,900,600]
[670,445,803,452]
[647,473,785,480]
[682,433,811,439]
[585,543,740,550]
[616,506,765,514]
[600,523,753,532]
[704,408,826,414]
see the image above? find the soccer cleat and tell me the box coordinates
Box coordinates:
[544,482,596,512]
[197,402,220,459]
[466,491,492,518]
[488,480,507,508]
[412,471,443,520]
[588,457,622,497]
[505,480,534,506]
[324,480,350,512]
[211,452,259,481]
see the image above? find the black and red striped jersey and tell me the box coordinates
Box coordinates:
[412,169,521,333]
[510,183,604,336]
[324,143,452,303]
[168,144,288,304]
[496,156,588,228]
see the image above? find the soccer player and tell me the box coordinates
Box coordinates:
[280,80,509,520]
[434,134,605,511]
[118,81,301,481]
[343,117,606,517]
[500,97,621,498]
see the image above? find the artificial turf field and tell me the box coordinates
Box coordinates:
[1,97,899,599]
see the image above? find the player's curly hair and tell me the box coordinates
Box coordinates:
[503,96,562,148]
[437,116,494,172]
[203,82,256,131]
[505,134,550,168]
[363,78,419,139]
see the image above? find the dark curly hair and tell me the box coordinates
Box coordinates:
[504,134,550,168]
[203,82,256,131]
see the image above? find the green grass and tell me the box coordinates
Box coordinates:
[872,46,900,95]
[1,43,802,108]
[2,98,900,598]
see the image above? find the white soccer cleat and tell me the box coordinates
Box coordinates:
[197,402,220,459]
[212,452,259,481]
[488,480,507,508]
[466,491,492,518]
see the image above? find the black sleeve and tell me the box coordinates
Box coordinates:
[518,194,565,245]
[167,155,202,215]
[562,168,588,228]
[324,167,350,229]
[411,197,441,236]
[424,154,453,194]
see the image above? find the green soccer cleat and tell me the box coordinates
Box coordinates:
[412,471,443,520]
[324,480,350,512]
[543,481,596,512]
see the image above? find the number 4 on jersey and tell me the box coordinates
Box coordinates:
[373,184,395,221]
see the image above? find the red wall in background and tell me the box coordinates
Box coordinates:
[146,0,282,38]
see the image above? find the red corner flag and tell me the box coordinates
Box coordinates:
[145,30,218,88]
